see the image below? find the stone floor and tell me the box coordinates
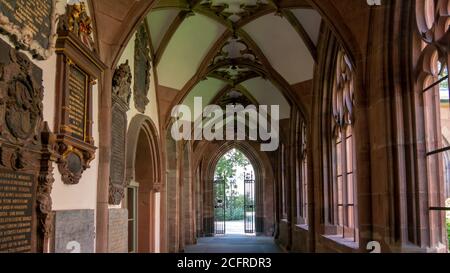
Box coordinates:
[184,235,283,253]
[219,220,251,235]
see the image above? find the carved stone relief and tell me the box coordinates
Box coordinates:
[134,23,151,113]
[112,60,132,107]
[207,37,265,85]
[199,0,270,23]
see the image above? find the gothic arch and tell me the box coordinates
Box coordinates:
[125,114,162,253]
[126,114,162,189]
[197,140,275,236]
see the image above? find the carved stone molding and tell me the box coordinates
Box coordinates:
[134,23,151,113]
[207,37,264,85]
[211,38,261,65]
[217,89,253,107]
[0,0,58,60]
[153,182,162,193]
[199,0,270,23]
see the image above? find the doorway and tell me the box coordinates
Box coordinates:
[213,149,255,236]
[126,116,162,253]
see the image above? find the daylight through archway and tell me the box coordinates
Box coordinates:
[213,149,255,236]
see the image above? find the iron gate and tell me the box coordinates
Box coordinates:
[244,172,255,234]
[214,178,225,235]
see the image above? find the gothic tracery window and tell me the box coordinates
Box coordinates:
[296,115,308,226]
[281,143,288,220]
[415,0,450,249]
[331,49,357,241]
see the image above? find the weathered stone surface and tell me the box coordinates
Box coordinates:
[54,210,95,253]
[107,208,128,253]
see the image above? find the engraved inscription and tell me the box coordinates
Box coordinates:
[0,170,35,253]
[0,0,57,59]
[68,65,87,141]
[109,106,126,205]
[111,108,126,184]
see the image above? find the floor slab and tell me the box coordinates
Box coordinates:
[184,235,283,253]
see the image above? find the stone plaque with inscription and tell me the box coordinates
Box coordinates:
[0,171,35,253]
[54,210,95,253]
[107,208,128,253]
[134,23,151,113]
[0,0,57,59]
[109,61,132,205]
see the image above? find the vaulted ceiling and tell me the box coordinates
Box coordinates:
[143,0,322,120]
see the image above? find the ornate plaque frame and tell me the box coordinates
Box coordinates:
[54,4,106,185]
[0,0,58,60]
[0,39,57,253]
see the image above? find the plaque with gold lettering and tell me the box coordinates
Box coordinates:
[0,0,57,60]
[67,64,88,141]
[54,3,106,185]
[0,171,35,253]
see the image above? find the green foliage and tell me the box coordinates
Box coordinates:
[225,195,245,221]
[214,149,252,222]
[447,219,450,250]
[440,66,448,89]
[215,149,250,181]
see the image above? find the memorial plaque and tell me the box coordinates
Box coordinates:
[0,0,57,59]
[0,38,56,253]
[108,208,128,253]
[134,23,151,113]
[0,171,35,253]
[109,61,131,205]
[109,106,127,204]
[54,3,106,185]
[54,210,95,253]
[67,64,88,141]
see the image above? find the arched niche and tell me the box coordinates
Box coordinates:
[125,114,162,253]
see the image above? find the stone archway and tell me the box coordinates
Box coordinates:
[126,115,162,253]
[197,141,275,237]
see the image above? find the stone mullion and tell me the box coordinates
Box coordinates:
[96,68,113,253]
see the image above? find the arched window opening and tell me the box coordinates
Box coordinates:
[295,112,308,226]
[213,148,255,235]
[280,144,288,220]
[416,0,450,251]
[330,49,357,241]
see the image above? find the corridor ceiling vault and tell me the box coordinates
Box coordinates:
[141,0,322,120]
